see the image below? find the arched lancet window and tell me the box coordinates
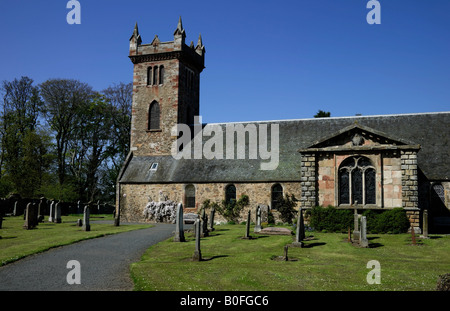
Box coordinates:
[147,67,152,85]
[148,101,160,130]
[153,66,158,86]
[271,183,283,210]
[225,184,236,206]
[338,156,376,206]
[159,66,164,85]
[185,184,196,208]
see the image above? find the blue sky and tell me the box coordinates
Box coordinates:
[0,0,449,123]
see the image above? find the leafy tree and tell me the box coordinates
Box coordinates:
[39,79,94,186]
[0,77,50,197]
[277,193,299,224]
[314,110,331,118]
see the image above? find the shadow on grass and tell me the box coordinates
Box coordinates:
[201,255,229,261]
[302,242,326,248]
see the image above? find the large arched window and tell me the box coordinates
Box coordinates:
[148,101,160,130]
[225,184,236,205]
[185,184,196,208]
[271,183,283,210]
[338,156,376,206]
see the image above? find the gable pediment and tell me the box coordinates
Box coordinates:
[298,123,420,153]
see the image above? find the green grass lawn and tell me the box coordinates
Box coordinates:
[0,214,152,266]
[131,224,450,291]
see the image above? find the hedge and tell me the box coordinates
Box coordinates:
[307,206,410,234]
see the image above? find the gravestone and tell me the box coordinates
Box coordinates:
[201,209,209,237]
[37,197,45,222]
[23,203,37,230]
[421,209,429,239]
[77,219,83,227]
[83,205,90,231]
[54,202,62,223]
[48,200,55,222]
[259,204,269,223]
[244,210,251,239]
[360,216,369,248]
[208,207,215,232]
[283,245,289,261]
[192,219,202,261]
[13,200,19,216]
[77,200,82,214]
[292,208,305,248]
[254,206,262,233]
[173,203,185,242]
[353,209,360,242]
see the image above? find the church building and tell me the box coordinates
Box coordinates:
[116,19,450,233]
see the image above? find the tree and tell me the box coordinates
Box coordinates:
[314,110,331,118]
[0,77,50,197]
[40,79,93,186]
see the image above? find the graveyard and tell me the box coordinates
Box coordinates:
[0,214,151,266]
[131,221,450,291]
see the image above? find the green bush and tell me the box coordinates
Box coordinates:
[308,206,410,234]
[367,208,410,234]
[277,194,299,224]
[308,206,353,233]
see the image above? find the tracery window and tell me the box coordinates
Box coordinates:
[338,156,376,205]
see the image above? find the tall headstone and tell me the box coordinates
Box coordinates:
[55,202,62,223]
[174,203,185,242]
[77,200,82,214]
[201,209,209,237]
[244,210,251,239]
[254,206,262,233]
[13,200,19,216]
[208,207,215,232]
[23,203,37,230]
[353,209,360,242]
[48,200,55,222]
[83,205,90,231]
[37,197,45,222]
[259,204,269,223]
[360,216,369,248]
[292,208,305,247]
[422,209,429,239]
[192,219,202,261]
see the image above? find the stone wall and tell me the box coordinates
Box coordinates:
[118,181,301,223]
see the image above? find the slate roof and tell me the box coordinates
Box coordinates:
[119,111,450,183]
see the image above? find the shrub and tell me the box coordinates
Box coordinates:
[372,208,410,234]
[308,206,353,233]
[206,194,250,223]
[277,194,299,224]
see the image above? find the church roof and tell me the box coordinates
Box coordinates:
[119,111,450,184]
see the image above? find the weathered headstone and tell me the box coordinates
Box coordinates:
[201,209,209,237]
[421,209,429,239]
[360,216,369,248]
[259,204,269,223]
[77,219,83,227]
[174,203,185,242]
[208,207,215,232]
[353,209,360,242]
[48,200,55,222]
[37,197,45,222]
[292,208,305,248]
[13,200,19,216]
[23,203,37,230]
[243,210,252,239]
[254,206,262,233]
[283,245,289,261]
[83,205,90,231]
[192,219,202,261]
[54,202,62,223]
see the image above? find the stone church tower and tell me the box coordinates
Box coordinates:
[128,17,205,156]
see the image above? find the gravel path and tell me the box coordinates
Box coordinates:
[0,223,175,291]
